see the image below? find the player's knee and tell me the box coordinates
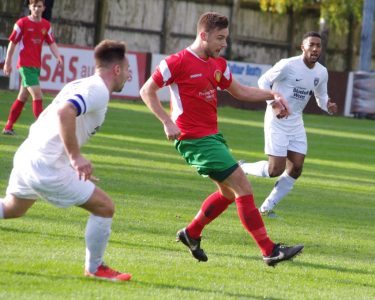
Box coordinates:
[290,166,303,178]
[4,209,26,219]
[100,200,115,218]
[268,167,284,177]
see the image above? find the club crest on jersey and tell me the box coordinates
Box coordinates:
[214,70,222,83]
[41,28,47,36]
[314,78,319,86]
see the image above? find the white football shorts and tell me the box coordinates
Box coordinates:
[6,157,95,208]
[264,129,307,157]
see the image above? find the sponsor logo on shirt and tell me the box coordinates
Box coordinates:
[214,70,222,83]
[199,88,216,102]
[190,73,202,78]
[292,87,310,100]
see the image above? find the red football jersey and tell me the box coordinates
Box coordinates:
[152,48,232,140]
[9,16,55,68]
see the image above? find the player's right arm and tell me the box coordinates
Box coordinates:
[140,77,181,141]
[258,59,289,118]
[57,101,93,181]
[3,41,16,76]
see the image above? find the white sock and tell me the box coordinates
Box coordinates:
[260,171,296,211]
[85,214,113,273]
[241,160,270,177]
[0,200,4,219]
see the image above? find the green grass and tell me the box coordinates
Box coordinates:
[0,90,374,299]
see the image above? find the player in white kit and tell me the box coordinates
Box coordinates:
[0,40,132,281]
[240,32,338,218]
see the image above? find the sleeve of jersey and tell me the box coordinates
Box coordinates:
[9,20,23,43]
[258,59,287,90]
[45,22,55,44]
[67,94,88,116]
[217,58,232,90]
[151,56,177,88]
[314,69,329,112]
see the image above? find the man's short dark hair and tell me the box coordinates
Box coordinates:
[197,12,229,33]
[94,40,126,68]
[302,31,321,41]
[29,0,45,5]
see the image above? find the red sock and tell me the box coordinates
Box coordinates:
[235,195,275,256]
[4,99,25,130]
[186,191,234,239]
[32,99,43,118]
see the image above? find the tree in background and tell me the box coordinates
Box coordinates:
[256,0,363,68]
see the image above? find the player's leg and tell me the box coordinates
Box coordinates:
[79,187,131,281]
[240,130,287,177]
[27,84,44,118]
[29,162,130,281]
[222,167,304,266]
[286,151,305,179]
[219,167,275,256]
[176,184,235,262]
[263,151,305,209]
[175,134,237,261]
[0,195,36,219]
[260,132,306,214]
[26,68,44,118]
[3,85,29,135]
[185,189,234,239]
[2,160,38,218]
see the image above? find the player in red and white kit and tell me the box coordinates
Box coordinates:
[2,0,62,135]
[141,12,304,267]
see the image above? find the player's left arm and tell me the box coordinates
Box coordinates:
[48,42,63,65]
[315,70,338,115]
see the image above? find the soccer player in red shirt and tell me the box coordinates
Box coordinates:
[2,0,62,135]
[140,12,304,267]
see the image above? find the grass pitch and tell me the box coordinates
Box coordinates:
[0,90,374,299]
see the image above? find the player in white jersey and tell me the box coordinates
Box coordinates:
[240,31,338,218]
[0,40,133,281]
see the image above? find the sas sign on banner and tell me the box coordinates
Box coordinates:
[10,44,146,99]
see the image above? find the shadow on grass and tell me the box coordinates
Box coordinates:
[286,260,375,281]
[1,269,279,299]
[132,279,280,300]
[2,226,374,280]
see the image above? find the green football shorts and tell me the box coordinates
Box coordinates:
[19,67,41,87]
[175,133,238,182]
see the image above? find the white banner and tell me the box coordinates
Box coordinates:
[227,60,271,87]
[9,44,144,98]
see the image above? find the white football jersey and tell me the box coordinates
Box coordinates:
[16,74,110,167]
[259,55,329,134]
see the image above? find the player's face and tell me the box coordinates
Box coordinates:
[114,56,131,92]
[203,27,229,58]
[29,2,45,19]
[301,36,322,67]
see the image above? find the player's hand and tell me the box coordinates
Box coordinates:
[57,56,63,65]
[327,98,338,115]
[71,155,94,181]
[271,92,290,119]
[163,119,181,141]
[3,62,12,76]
